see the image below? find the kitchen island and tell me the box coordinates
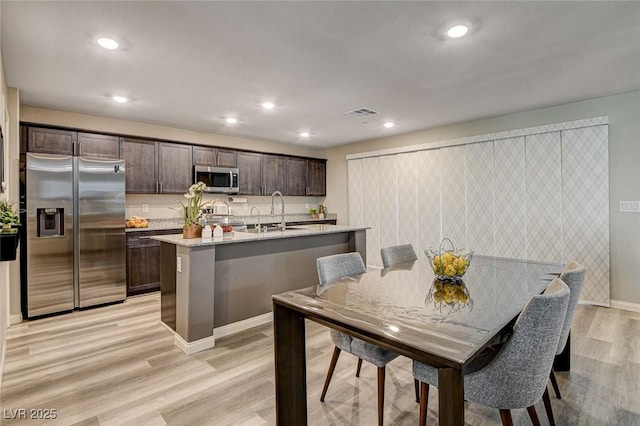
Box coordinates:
[152,224,367,353]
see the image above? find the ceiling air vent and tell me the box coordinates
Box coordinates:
[345,107,379,118]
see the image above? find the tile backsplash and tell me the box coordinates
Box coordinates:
[126,194,329,221]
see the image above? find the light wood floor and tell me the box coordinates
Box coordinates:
[1,293,639,425]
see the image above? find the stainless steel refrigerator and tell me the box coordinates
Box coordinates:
[22,152,126,318]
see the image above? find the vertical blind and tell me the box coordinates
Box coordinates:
[347,121,610,306]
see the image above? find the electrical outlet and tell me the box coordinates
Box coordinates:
[619,201,640,212]
[141,204,149,212]
[176,256,182,273]
[305,203,309,209]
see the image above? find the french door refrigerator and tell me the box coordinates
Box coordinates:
[22,152,126,318]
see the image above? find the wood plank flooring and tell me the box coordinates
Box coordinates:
[1,294,639,425]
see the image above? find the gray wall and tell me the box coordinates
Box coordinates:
[325,89,640,305]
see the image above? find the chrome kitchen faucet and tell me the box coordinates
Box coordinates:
[270,191,286,230]
[250,206,262,232]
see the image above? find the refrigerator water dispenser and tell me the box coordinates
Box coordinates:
[37,207,64,237]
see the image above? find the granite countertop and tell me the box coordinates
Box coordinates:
[151,224,368,247]
[125,213,338,233]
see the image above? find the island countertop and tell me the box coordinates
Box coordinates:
[156,223,368,354]
[151,224,369,247]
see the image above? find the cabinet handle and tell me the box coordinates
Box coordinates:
[306,187,310,196]
[160,182,163,193]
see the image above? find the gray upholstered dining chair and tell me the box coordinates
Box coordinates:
[413,277,570,426]
[380,243,420,401]
[381,244,418,268]
[317,252,399,426]
[549,261,586,399]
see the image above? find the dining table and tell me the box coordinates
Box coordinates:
[272,254,564,425]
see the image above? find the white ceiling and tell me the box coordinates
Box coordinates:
[2,1,640,149]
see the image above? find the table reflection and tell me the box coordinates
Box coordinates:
[425,278,473,314]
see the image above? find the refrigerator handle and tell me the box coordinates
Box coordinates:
[160,181,163,193]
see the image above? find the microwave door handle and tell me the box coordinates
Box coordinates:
[229,171,233,189]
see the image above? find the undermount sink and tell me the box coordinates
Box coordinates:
[244,225,307,233]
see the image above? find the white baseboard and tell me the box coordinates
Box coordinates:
[159,312,273,355]
[158,321,214,354]
[9,314,22,325]
[610,300,640,313]
[173,333,217,355]
[214,312,273,339]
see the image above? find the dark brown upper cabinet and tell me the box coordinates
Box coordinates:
[237,151,263,195]
[77,132,120,159]
[121,139,192,194]
[262,154,287,195]
[23,125,326,197]
[286,157,307,196]
[215,148,237,168]
[120,138,158,194]
[307,159,326,196]
[192,146,237,168]
[26,126,119,159]
[27,127,76,155]
[193,146,215,166]
[157,142,192,194]
[285,157,327,196]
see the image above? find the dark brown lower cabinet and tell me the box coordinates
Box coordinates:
[126,229,181,295]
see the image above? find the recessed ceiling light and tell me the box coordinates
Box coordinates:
[225,117,238,124]
[299,132,310,138]
[447,25,469,39]
[112,95,128,103]
[97,38,119,50]
[383,122,395,128]
[262,102,275,110]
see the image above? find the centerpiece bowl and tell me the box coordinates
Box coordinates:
[424,238,473,282]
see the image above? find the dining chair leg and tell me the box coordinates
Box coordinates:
[526,405,541,426]
[356,358,363,377]
[419,381,429,426]
[414,378,420,403]
[377,367,385,426]
[549,368,562,399]
[499,409,514,426]
[542,387,556,426]
[320,346,341,402]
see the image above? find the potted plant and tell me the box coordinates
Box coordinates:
[0,198,21,261]
[309,208,318,219]
[179,182,208,239]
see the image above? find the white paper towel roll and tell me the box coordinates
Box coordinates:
[228,197,248,203]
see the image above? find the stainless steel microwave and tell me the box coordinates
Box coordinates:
[193,166,239,194]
